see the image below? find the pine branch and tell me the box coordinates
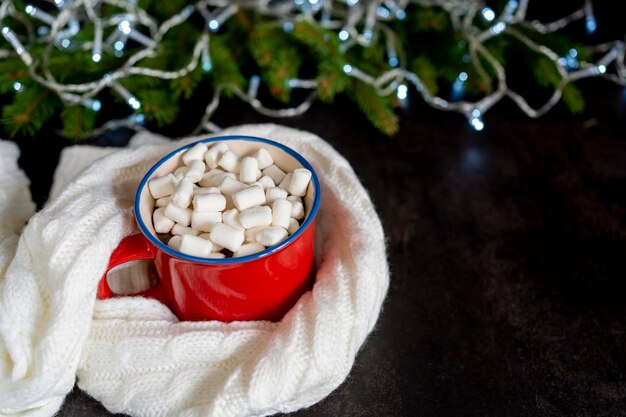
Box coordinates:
[0,3,600,140]
[562,84,585,114]
[0,58,29,94]
[411,8,450,32]
[171,68,202,100]
[138,89,179,126]
[317,61,349,102]
[292,21,344,68]
[61,105,97,140]
[349,80,399,136]
[411,56,439,95]
[250,25,301,102]
[211,37,246,96]
[2,85,58,137]
[529,56,585,113]
[291,22,352,102]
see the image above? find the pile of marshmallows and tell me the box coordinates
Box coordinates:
[147,141,312,259]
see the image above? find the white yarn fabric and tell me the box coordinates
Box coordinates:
[0,124,389,417]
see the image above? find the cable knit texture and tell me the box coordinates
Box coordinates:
[0,124,389,417]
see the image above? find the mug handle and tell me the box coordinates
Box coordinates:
[97,233,167,304]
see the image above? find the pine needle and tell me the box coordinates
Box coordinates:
[61,105,97,140]
[2,85,58,137]
[139,90,179,126]
[349,80,399,136]
[411,56,439,96]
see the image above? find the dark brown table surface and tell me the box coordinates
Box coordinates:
[15,78,626,416]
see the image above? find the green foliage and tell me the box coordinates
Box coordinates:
[2,84,59,137]
[349,80,399,136]
[529,56,584,114]
[317,61,349,102]
[562,84,585,114]
[153,0,188,20]
[411,8,450,32]
[411,56,439,95]
[61,105,97,140]
[249,25,301,102]
[0,3,596,140]
[0,58,28,94]
[139,90,179,126]
[210,37,246,96]
[292,21,344,68]
[171,68,203,100]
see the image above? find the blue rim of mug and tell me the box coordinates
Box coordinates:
[135,135,321,264]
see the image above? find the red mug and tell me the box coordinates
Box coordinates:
[98,136,321,322]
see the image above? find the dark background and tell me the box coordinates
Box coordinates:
[11,1,626,416]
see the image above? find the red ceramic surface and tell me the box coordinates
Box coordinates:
[97,136,320,322]
[98,223,315,321]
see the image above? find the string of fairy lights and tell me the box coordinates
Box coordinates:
[0,0,625,136]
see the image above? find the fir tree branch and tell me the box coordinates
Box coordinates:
[349,80,399,136]
[0,2,603,140]
[139,90,179,126]
[2,85,58,137]
[61,105,97,140]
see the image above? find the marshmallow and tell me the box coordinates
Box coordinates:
[210,223,245,252]
[173,166,187,178]
[224,195,235,211]
[204,150,220,170]
[223,208,244,230]
[232,185,266,211]
[219,176,247,195]
[179,234,213,257]
[262,164,286,185]
[153,207,175,233]
[171,178,194,208]
[244,226,264,243]
[218,150,239,172]
[155,196,171,208]
[288,168,312,197]
[266,187,288,205]
[184,159,205,183]
[239,206,272,229]
[205,142,230,169]
[191,211,222,232]
[239,157,260,184]
[254,148,274,170]
[148,174,177,199]
[287,218,300,235]
[290,200,305,220]
[164,203,192,226]
[253,175,275,190]
[182,142,209,165]
[168,235,182,251]
[233,160,241,174]
[255,227,288,247]
[198,169,223,187]
[277,172,292,191]
[198,234,223,252]
[272,199,291,229]
[171,224,200,236]
[194,186,221,195]
[234,243,265,258]
[287,195,302,204]
[193,193,226,212]
[211,141,230,152]
[150,144,314,259]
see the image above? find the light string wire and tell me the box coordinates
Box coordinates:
[0,0,624,136]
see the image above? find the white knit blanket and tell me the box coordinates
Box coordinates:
[0,124,389,417]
